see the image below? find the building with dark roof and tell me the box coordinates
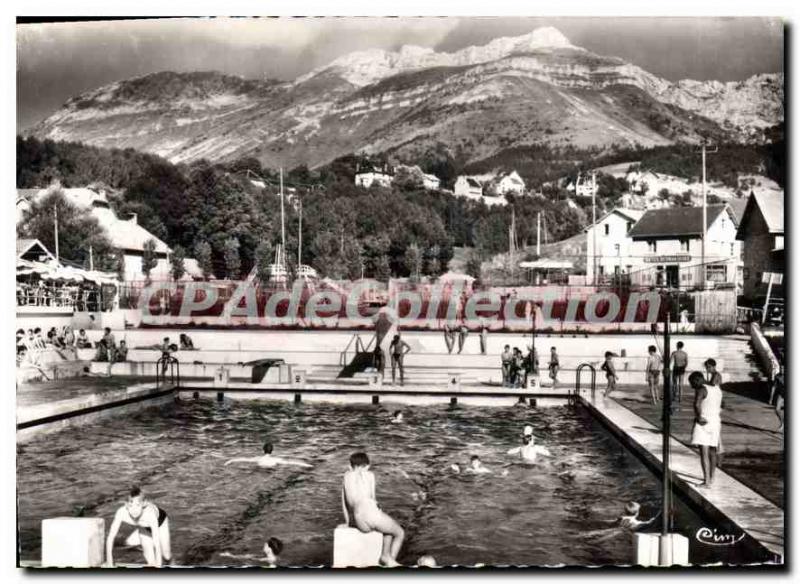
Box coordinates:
[623,204,741,290]
[735,191,784,300]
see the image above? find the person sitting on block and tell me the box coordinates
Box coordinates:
[341,451,405,567]
[224,442,312,469]
[105,486,172,567]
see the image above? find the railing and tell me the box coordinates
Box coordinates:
[156,353,180,388]
[338,333,376,367]
[575,363,597,399]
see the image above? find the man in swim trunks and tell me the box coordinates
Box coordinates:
[341,452,405,567]
[689,371,722,487]
[670,341,689,404]
[548,347,560,387]
[389,334,411,386]
[507,425,552,462]
[105,486,171,567]
[224,442,312,468]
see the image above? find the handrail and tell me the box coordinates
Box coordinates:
[156,353,180,388]
[339,333,362,367]
[575,363,597,399]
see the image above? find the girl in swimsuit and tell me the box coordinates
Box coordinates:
[105,486,172,567]
[341,452,405,567]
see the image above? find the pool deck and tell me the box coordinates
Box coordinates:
[581,390,784,562]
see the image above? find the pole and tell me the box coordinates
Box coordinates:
[298,201,303,270]
[762,272,774,325]
[591,172,597,286]
[536,211,541,285]
[280,167,286,267]
[531,302,536,380]
[53,204,60,262]
[89,245,94,271]
[661,308,672,540]
[701,145,706,286]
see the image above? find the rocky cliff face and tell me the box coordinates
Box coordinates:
[28,28,783,168]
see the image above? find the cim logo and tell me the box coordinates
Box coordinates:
[695,527,745,546]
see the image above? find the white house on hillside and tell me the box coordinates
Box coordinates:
[567,173,597,198]
[454,176,483,198]
[422,173,441,191]
[585,208,644,283]
[355,168,393,188]
[493,171,526,196]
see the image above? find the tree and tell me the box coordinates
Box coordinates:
[404,243,423,282]
[465,251,483,283]
[142,239,158,282]
[194,239,213,280]
[254,240,275,285]
[375,254,392,281]
[17,187,117,271]
[223,237,242,279]
[170,245,186,281]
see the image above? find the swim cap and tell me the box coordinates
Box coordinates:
[625,502,640,515]
[523,425,534,436]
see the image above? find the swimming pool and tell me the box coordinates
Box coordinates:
[16,398,770,567]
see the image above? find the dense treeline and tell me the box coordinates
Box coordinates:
[16,132,784,279]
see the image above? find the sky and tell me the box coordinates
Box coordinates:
[16,16,784,130]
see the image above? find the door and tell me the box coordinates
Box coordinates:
[666,265,679,289]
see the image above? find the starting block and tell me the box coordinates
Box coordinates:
[447,373,461,391]
[332,525,383,568]
[213,366,230,388]
[41,517,105,568]
[368,372,383,389]
[526,375,541,390]
[633,532,689,566]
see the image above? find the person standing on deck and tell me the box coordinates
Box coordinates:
[602,352,618,397]
[501,345,513,387]
[443,324,455,354]
[703,358,725,466]
[373,345,386,379]
[389,334,411,386]
[688,371,722,488]
[548,347,560,387]
[670,342,689,404]
[773,364,785,431]
[646,345,661,404]
[457,324,468,354]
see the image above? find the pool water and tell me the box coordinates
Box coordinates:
[17,399,770,567]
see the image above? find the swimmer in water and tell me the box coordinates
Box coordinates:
[507,425,552,463]
[391,410,404,424]
[417,554,438,567]
[224,442,312,468]
[105,486,172,567]
[220,537,283,567]
[341,452,405,567]
[467,455,493,474]
[618,502,659,531]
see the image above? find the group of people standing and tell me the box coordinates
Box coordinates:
[499,344,556,388]
[443,324,489,355]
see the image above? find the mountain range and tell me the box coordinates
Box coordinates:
[27,27,784,170]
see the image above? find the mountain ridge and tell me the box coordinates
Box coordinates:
[27,27,783,170]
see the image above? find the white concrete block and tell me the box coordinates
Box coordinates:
[41,517,105,568]
[292,369,307,387]
[447,373,461,391]
[332,526,383,568]
[526,375,541,390]
[368,373,383,389]
[634,532,689,567]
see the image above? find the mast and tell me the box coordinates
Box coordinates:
[298,200,302,270]
[280,167,286,267]
[591,171,597,285]
[53,204,60,262]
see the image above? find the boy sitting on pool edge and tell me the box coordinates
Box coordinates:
[341,451,405,567]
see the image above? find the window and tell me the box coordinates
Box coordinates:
[680,238,690,253]
[604,224,610,236]
[775,235,784,250]
[599,266,605,275]
[614,244,620,256]
[730,243,735,256]
[706,265,727,283]
[647,240,657,253]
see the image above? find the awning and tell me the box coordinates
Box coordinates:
[519,260,574,270]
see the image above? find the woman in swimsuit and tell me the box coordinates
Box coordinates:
[105,486,172,567]
[341,452,405,567]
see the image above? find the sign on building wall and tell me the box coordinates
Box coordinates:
[643,255,691,263]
